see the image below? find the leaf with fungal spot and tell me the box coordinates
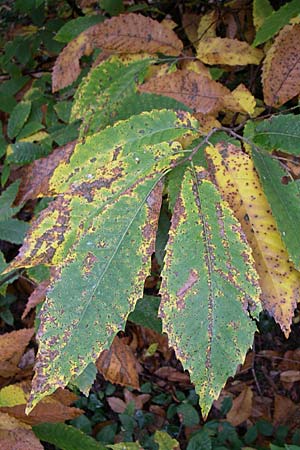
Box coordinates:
[159,166,261,418]
[262,24,300,107]
[139,69,230,115]
[52,13,183,91]
[6,110,198,411]
[206,143,300,336]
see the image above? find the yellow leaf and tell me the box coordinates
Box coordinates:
[262,23,300,107]
[0,386,27,407]
[197,37,264,66]
[181,59,212,79]
[206,143,300,336]
[197,10,218,40]
[223,84,256,115]
[20,131,49,143]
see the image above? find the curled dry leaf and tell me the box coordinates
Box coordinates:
[0,412,43,450]
[226,386,253,426]
[139,69,229,114]
[96,336,141,390]
[0,329,34,378]
[197,37,263,66]
[52,13,183,91]
[262,24,300,107]
[22,278,51,319]
[280,370,300,383]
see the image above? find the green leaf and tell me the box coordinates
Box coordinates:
[187,429,212,450]
[55,15,105,43]
[54,101,73,123]
[253,0,273,31]
[16,121,44,140]
[33,423,106,450]
[70,362,97,396]
[99,0,124,16]
[7,101,32,139]
[252,148,300,270]
[177,403,200,426]
[0,218,29,244]
[249,114,300,155]
[71,56,154,135]
[154,430,179,450]
[127,295,162,333]
[50,122,80,146]
[253,0,300,46]
[106,443,142,450]
[8,110,198,411]
[160,166,261,418]
[7,141,50,164]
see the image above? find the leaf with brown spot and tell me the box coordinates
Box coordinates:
[206,143,300,336]
[226,386,253,426]
[6,111,199,412]
[196,37,263,66]
[96,336,140,389]
[139,69,230,114]
[0,329,34,378]
[160,165,261,418]
[262,24,300,107]
[52,13,183,91]
[0,412,43,450]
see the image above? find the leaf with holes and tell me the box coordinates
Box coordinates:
[6,110,198,411]
[159,166,261,418]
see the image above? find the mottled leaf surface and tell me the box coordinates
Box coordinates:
[7,111,198,410]
[160,166,261,417]
[206,143,300,336]
[71,56,153,136]
[251,148,300,270]
[262,24,300,107]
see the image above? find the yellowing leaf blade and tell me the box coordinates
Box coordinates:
[206,143,300,336]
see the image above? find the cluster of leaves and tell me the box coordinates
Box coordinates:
[1,0,300,448]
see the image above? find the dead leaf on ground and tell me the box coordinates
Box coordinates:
[197,10,218,40]
[263,24,300,107]
[273,394,297,427]
[0,329,35,378]
[96,336,141,390]
[52,13,183,91]
[280,370,300,383]
[139,69,229,114]
[226,386,253,426]
[154,367,190,383]
[197,37,263,66]
[278,349,300,371]
[0,382,82,425]
[0,412,43,450]
[22,278,51,319]
[182,13,201,48]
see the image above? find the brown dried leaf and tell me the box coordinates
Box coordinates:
[280,370,300,383]
[197,37,263,66]
[0,383,82,425]
[107,397,127,414]
[22,279,50,319]
[0,329,34,378]
[139,69,229,114]
[226,386,253,426]
[273,394,297,427]
[52,13,183,91]
[123,389,151,410]
[154,367,190,383]
[96,336,140,390]
[278,349,300,371]
[16,141,76,203]
[262,24,300,107]
[0,412,43,450]
[182,13,201,48]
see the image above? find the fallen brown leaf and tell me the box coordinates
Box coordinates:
[226,386,253,426]
[0,329,35,378]
[0,412,43,450]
